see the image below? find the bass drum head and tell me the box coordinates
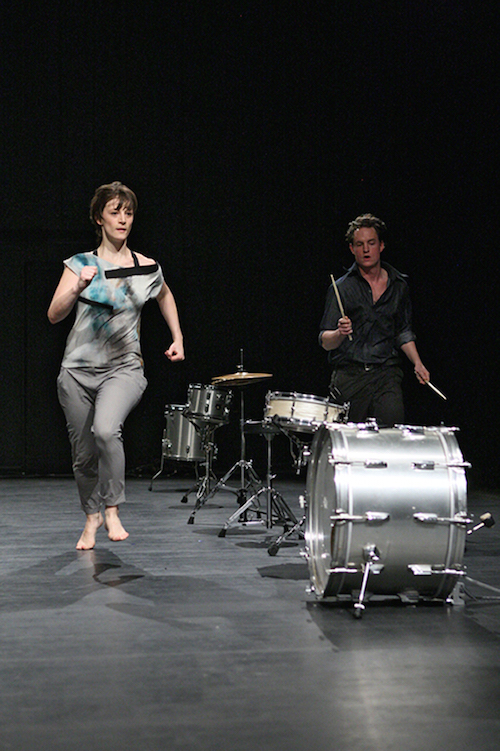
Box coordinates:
[305,424,468,602]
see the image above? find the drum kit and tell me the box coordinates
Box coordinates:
[151,358,495,618]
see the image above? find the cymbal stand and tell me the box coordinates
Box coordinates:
[218,422,299,537]
[187,350,263,524]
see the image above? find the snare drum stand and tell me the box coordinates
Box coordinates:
[265,422,310,555]
[218,420,299,537]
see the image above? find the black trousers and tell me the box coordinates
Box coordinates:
[329,362,404,427]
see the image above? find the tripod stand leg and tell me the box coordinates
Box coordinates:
[187,458,264,524]
[218,487,267,537]
[187,461,238,524]
[149,433,167,491]
[267,515,305,556]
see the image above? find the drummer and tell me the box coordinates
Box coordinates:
[319,213,430,426]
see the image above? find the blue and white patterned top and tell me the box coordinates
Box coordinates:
[61,251,164,369]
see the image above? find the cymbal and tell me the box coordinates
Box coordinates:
[211,371,273,387]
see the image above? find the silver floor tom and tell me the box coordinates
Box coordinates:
[163,405,204,462]
[305,423,468,602]
[186,384,232,424]
[264,391,347,433]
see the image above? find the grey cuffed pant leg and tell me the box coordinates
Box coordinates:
[57,364,147,514]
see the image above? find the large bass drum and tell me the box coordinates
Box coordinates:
[305,423,469,603]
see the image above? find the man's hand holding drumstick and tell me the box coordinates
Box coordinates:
[337,315,353,339]
[330,274,353,342]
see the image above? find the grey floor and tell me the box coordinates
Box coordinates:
[2,465,500,751]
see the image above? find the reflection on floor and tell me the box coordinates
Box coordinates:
[1,473,500,751]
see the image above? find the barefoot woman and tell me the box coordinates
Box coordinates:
[48,181,184,549]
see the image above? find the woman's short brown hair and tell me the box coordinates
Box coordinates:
[89,181,138,239]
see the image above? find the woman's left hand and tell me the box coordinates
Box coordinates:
[165,341,185,361]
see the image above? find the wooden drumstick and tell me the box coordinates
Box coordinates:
[426,381,447,401]
[330,274,352,341]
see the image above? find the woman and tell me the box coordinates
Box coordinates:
[48,181,184,550]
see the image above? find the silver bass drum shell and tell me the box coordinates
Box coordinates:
[305,423,469,603]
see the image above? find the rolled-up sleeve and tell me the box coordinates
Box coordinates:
[394,286,416,347]
[319,286,340,345]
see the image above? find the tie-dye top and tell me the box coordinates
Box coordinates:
[61,250,164,369]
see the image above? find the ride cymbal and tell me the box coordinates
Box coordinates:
[211,371,272,387]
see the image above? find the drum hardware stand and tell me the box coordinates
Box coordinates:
[218,421,299,538]
[149,415,221,499]
[263,419,311,555]
[187,350,271,525]
[149,452,186,491]
[180,420,221,505]
[149,430,200,491]
[265,416,312,475]
[267,494,307,556]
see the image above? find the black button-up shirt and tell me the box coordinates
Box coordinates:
[319,262,416,367]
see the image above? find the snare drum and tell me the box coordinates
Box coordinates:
[305,423,469,602]
[162,405,204,462]
[264,391,347,433]
[185,384,232,424]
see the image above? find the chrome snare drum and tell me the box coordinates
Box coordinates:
[264,391,348,433]
[163,405,204,462]
[185,384,232,424]
[305,423,469,605]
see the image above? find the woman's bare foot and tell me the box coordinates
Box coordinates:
[104,506,129,542]
[76,512,104,550]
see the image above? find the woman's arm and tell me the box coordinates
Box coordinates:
[156,282,185,361]
[47,265,98,324]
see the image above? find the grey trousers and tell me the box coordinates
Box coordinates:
[57,363,147,514]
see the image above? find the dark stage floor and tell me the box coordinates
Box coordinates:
[2,467,500,751]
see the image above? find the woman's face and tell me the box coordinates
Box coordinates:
[97,197,134,243]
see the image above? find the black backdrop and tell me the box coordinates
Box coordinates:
[1,2,498,489]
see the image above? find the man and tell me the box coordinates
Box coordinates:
[319,213,429,426]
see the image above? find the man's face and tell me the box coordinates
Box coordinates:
[349,226,384,271]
